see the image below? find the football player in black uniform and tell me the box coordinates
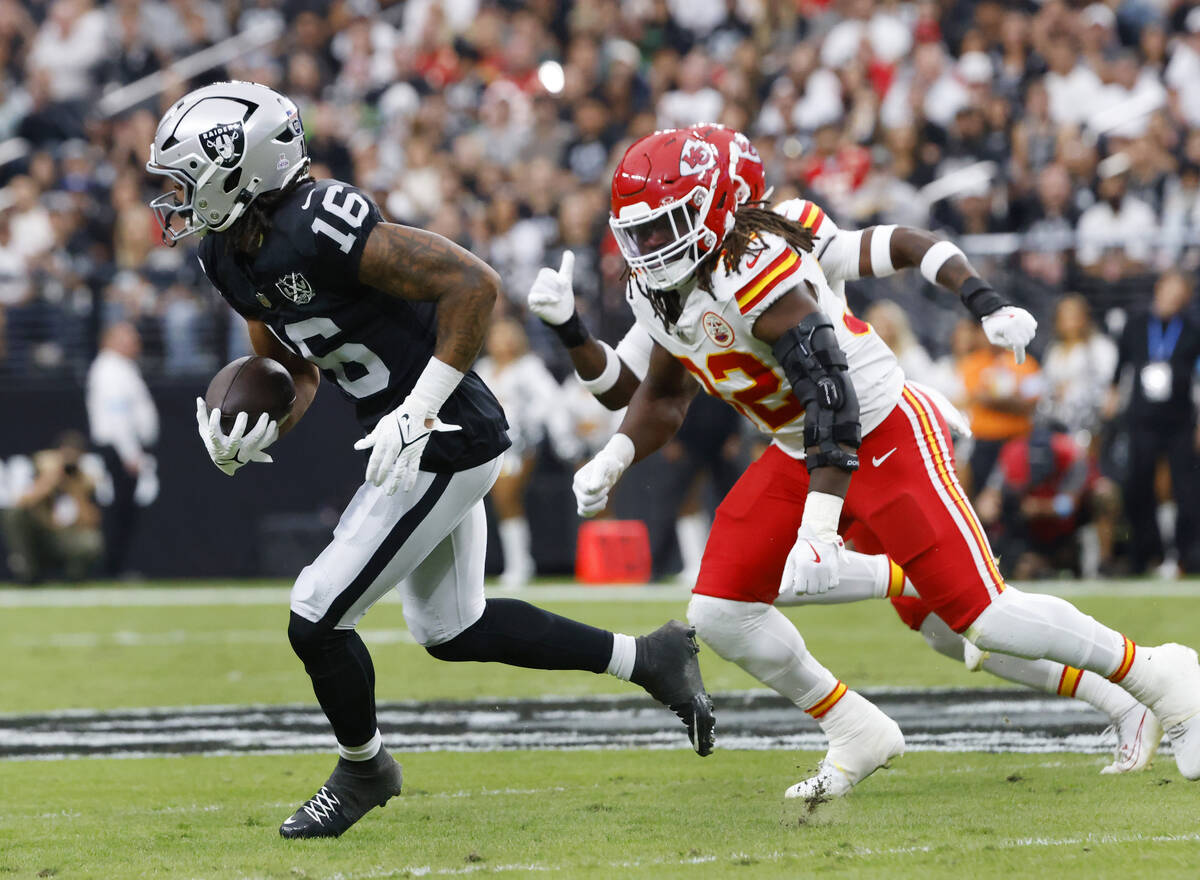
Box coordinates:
[146,81,715,839]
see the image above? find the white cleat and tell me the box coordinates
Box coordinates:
[1136,644,1200,780]
[1100,704,1163,774]
[785,693,904,801]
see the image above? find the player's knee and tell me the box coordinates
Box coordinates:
[918,613,965,662]
[287,611,335,664]
[687,593,767,662]
[964,587,1059,659]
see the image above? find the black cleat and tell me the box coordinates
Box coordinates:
[279,749,403,839]
[631,620,716,756]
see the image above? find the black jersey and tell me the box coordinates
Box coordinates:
[197,178,510,473]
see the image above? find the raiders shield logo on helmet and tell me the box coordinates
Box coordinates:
[275,272,314,305]
[200,122,246,169]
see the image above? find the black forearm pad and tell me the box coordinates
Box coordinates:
[772,313,861,473]
[547,311,590,348]
[960,276,1008,321]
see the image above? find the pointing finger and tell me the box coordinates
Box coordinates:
[558,249,575,282]
[1012,345,1025,365]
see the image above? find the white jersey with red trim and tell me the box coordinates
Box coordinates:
[623,210,904,458]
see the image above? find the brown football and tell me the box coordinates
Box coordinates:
[205,356,296,433]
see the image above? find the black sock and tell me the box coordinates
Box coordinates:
[288,612,378,747]
[426,598,614,673]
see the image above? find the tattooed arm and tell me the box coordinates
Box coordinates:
[358,222,500,371]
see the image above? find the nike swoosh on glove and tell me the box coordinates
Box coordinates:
[196,397,278,476]
[981,306,1037,364]
[572,434,634,517]
[353,399,460,496]
[779,526,846,598]
[527,250,576,326]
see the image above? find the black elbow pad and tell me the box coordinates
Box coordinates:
[772,312,861,473]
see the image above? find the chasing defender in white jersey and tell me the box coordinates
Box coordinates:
[529,122,1163,778]
[555,127,1200,799]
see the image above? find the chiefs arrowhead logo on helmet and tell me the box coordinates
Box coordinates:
[679,138,717,177]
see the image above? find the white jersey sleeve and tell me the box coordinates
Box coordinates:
[773,198,865,285]
[614,322,654,382]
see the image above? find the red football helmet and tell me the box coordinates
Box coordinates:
[610,129,740,290]
[688,123,767,206]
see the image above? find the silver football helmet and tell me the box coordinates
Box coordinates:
[146,81,309,244]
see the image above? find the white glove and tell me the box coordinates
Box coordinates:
[527,250,576,326]
[195,397,278,476]
[981,306,1037,364]
[354,398,461,495]
[780,526,846,597]
[572,433,635,517]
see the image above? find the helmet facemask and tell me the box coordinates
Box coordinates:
[610,184,718,290]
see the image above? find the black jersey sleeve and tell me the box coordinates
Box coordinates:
[293,179,384,285]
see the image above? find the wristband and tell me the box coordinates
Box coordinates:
[549,311,590,348]
[959,276,1008,320]
[869,224,896,276]
[800,491,844,543]
[919,240,965,285]
[579,342,622,395]
[407,356,465,417]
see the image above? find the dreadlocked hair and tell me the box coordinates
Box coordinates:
[227,173,313,255]
[695,204,815,293]
[629,204,818,331]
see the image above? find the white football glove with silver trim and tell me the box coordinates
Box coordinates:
[195,397,278,476]
[354,398,461,495]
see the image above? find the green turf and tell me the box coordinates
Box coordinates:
[2,750,1199,879]
[2,589,1199,712]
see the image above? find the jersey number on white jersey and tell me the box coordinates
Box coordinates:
[678,351,804,431]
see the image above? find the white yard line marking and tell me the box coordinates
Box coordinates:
[3,579,1195,608]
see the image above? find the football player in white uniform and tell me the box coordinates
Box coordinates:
[528,124,1163,776]
[560,128,1200,799]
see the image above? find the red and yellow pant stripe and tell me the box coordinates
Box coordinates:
[806,681,848,719]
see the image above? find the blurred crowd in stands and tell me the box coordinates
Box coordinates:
[0,0,1197,580]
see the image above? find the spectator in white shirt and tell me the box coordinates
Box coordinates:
[658,50,723,130]
[1165,8,1200,129]
[86,322,158,576]
[1075,156,1158,276]
[1042,39,1104,128]
[1040,295,1118,437]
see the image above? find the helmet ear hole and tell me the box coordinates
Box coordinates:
[273,127,297,144]
[222,168,243,194]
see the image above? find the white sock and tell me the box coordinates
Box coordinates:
[499,518,533,580]
[607,633,637,680]
[775,551,899,606]
[675,513,709,580]
[1074,669,1139,719]
[339,728,382,762]
[965,587,1125,675]
[687,594,838,710]
[922,611,1137,717]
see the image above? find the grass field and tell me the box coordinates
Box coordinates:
[3,580,1200,879]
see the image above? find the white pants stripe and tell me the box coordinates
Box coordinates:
[290,455,503,646]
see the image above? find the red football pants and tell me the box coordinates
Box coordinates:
[693,384,1005,632]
